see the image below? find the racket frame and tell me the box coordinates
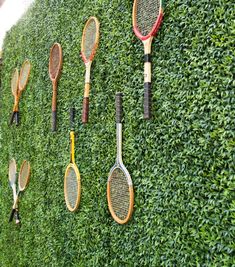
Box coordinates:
[49,43,63,131]
[107,93,134,224]
[81,16,100,124]
[10,69,19,125]
[132,0,164,119]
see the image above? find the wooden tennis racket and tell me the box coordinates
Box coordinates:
[81,16,100,123]
[8,159,20,224]
[49,43,63,131]
[10,60,31,125]
[9,160,31,223]
[64,108,81,212]
[9,68,19,125]
[133,0,164,119]
[107,93,134,224]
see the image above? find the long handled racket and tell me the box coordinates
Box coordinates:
[64,108,81,212]
[49,43,63,131]
[9,160,31,223]
[133,0,164,119]
[9,68,19,125]
[81,16,100,123]
[107,93,134,224]
[8,159,20,224]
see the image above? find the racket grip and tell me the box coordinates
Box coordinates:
[82,97,89,124]
[9,112,15,125]
[15,111,19,126]
[9,209,15,222]
[52,111,57,132]
[144,83,152,119]
[115,92,123,123]
[70,108,75,129]
[15,209,20,225]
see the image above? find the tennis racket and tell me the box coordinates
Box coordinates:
[9,160,31,223]
[9,68,19,125]
[8,159,20,224]
[49,43,63,132]
[10,60,31,125]
[81,16,100,123]
[133,0,164,119]
[64,108,81,212]
[107,93,134,224]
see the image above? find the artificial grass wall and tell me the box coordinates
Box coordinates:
[0,0,234,266]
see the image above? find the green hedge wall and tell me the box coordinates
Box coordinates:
[0,0,234,266]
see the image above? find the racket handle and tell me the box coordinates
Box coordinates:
[9,208,15,222]
[52,111,57,132]
[15,209,20,225]
[15,111,19,126]
[115,92,123,123]
[70,108,75,129]
[82,97,89,124]
[9,112,15,125]
[144,83,152,119]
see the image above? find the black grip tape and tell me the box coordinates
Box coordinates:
[10,112,15,125]
[52,111,57,132]
[15,112,19,126]
[70,108,75,129]
[115,92,123,123]
[144,54,151,63]
[9,208,15,222]
[144,83,152,119]
[15,209,20,225]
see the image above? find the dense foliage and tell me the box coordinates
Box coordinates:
[0,0,234,266]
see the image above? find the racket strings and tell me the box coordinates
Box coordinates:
[66,167,79,209]
[50,46,60,79]
[19,162,29,189]
[136,0,160,36]
[84,19,97,59]
[9,162,16,182]
[11,70,19,95]
[19,63,30,88]
[109,168,130,220]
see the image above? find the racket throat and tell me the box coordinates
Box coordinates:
[116,123,123,164]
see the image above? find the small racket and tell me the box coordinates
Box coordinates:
[9,68,19,125]
[49,43,63,132]
[9,160,31,223]
[81,16,100,123]
[107,93,134,224]
[133,0,164,119]
[64,108,81,212]
[8,159,20,224]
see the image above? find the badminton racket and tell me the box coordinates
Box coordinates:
[133,0,164,119]
[81,16,100,123]
[49,43,63,131]
[64,108,81,212]
[107,93,134,224]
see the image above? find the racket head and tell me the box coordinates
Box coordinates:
[133,0,164,41]
[81,16,100,63]
[11,69,19,97]
[64,163,81,212]
[9,158,17,185]
[19,60,31,91]
[18,160,31,191]
[49,43,63,81]
[107,164,134,224]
